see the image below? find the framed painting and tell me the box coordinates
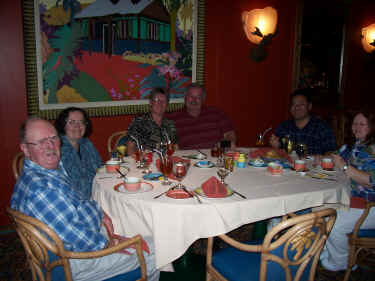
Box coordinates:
[22,0,206,119]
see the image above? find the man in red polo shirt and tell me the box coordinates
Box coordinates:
[168,83,236,149]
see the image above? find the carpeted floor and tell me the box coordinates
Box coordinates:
[1,225,373,281]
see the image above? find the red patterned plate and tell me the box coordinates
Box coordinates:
[166,189,192,199]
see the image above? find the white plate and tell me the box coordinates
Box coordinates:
[114,182,153,194]
[182,154,207,160]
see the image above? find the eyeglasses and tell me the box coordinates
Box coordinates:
[151,98,167,104]
[25,135,60,148]
[66,119,87,126]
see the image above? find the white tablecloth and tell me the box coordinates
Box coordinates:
[92,149,349,269]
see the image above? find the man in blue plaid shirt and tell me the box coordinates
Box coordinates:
[10,118,159,281]
[270,88,336,157]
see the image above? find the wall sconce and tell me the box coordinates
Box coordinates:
[242,6,278,62]
[361,23,375,53]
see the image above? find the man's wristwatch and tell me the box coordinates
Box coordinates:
[342,165,349,172]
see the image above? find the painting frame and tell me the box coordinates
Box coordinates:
[22,0,206,119]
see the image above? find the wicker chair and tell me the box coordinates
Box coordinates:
[107,130,127,156]
[344,202,375,281]
[12,152,24,180]
[206,208,337,281]
[7,207,147,281]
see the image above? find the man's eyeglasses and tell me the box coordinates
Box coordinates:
[25,135,60,147]
[67,119,87,126]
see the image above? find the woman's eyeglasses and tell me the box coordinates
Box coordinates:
[67,119,87,126]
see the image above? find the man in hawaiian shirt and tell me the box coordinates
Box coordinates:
[126,87,178,155]
[10,117,159,281]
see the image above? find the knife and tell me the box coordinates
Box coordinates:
[183,187,202,204]
[231,189,247,199]
[307,175,337,181]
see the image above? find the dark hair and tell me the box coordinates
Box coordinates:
[290,88,313,104]
[348,109,375,148]
[185,83,206,101]
[19,117,45,143]
[149,87,169,103]
[54,107,92,137]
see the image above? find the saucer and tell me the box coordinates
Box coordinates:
[182,154,207,160]
[194,161,215,168]
[143,173,163,181]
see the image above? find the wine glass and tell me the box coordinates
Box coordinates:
[172,161,190,189]
[217,168,230,185]
[160,155,173,185]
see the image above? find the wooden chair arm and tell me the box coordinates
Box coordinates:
[218,234,262,253]
[352,202,375,237]
[67,234,144,259]
[67,234,147,279]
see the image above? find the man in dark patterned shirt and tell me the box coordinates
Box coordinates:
[126,88,178,155]
[269,88,336,157]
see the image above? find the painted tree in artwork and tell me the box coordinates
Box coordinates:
[55,0,81,24]
[162,0,187,52]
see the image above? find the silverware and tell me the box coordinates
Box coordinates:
[231,189,247,199]
[154,187,175,199]
[183,187,202,204]
[115,168,127,180]
[98,176,114,179]
[307,175,337,181]
[197,150,207,157]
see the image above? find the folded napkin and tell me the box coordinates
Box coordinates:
[201,176,228,198]
[102,212,150,255]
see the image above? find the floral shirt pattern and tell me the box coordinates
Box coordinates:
[339,141,375,201]
[126,113,177,151]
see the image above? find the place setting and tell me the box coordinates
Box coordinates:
[194,167,247,200]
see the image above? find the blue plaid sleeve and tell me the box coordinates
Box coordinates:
[30,186,107,252]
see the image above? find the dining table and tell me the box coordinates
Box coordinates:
[92,148,350,269]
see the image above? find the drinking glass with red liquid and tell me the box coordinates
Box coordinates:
[160,155,173,185]
[166,143,175,156]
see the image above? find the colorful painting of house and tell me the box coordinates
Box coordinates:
[75,0,171,55]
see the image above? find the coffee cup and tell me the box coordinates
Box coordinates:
[321,158,334,170]
[267,162,283,175]
[124,177,141,191]
[105,160,121,173]
[294,160,306,172]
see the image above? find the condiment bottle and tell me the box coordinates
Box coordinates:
[236,153,246,168]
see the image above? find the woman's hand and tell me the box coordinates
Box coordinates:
[331,154,346,170]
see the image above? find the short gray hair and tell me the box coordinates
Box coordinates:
[149,87,170,103]
[19,117,46,143]
[185,83,206,101]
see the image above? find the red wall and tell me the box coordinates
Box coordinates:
[0,0,297,225]
[342,0,375,108]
